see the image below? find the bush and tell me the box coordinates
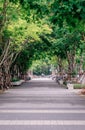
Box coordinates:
[11,77,20,82]
[73,84,85,89]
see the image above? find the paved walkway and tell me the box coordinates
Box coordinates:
[0,78,85,130]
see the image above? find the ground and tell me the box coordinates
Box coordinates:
[0,77,85,130]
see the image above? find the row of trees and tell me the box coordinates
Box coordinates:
[51,0,85,78]
[0,0,85,90]
[0,0,52,90]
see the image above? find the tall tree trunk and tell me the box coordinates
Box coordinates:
[0,61,11,91]
[67,51,75,80]
[57,57,63,75]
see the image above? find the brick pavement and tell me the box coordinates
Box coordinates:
[0,78,85,130]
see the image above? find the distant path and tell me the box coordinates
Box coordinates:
[0,78,85,130]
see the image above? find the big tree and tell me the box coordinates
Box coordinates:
[0,0,52,90]
[50,0,85,78]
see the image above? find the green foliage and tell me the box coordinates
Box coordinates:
[11,77,20,82]
[0,0,85,78]
[51,0,85,27]
[74,84,85,89]
[15,50,30,73]
[31,58,52,75]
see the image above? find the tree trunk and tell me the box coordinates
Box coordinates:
[67,51,75,80]
[0,61,11,91]
[57,57,63,75]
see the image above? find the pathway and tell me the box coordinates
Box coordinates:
[0,78,85,130]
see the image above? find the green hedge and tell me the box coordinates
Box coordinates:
[73,84,85,89]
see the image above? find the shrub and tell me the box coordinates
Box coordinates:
[73,84,85,89]
[11,77,20,82]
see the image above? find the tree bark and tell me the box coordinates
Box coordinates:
[67,51,75,79]
[57,57,63,75]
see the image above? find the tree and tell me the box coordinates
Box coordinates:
[49,0,85,78]
[0,0,52,90]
